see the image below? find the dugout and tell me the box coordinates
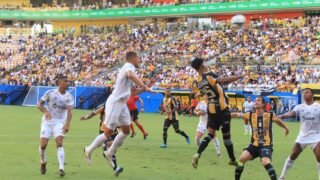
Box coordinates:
[301,84,320,103]
[225,92,245,111]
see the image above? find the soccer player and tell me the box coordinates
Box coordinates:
[231,96,289,180]
[190,57,241,168]
[160,88,190,148]
[83,51,153,172]
[242,96,254,135]
[126,95,148,139]
[37,76,73,177]
[80,104,124,176]
[194,96,221,156]
[279,88,320,180]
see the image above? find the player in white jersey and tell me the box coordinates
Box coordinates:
[279,88,320,180]
[242,96,254,135]
[194,96,221,156]
[37,76,74,177]
[83,52,154,175]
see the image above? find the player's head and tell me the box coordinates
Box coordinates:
[165,88,171,97]
[191,58,207,73]
[57,76,69,91]
[126,51,139,68]
[254,96,266,110]
[247,96,251,102]
[302,88,314,102]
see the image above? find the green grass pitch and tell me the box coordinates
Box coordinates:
[0,105,318,180]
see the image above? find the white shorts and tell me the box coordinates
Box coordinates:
[296,133,320,150]
[197,121,207,134]
[40,121,64,139]
[104,99,131,130]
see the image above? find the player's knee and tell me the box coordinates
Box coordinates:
[223,138,232,146]
[163,127,168,133]
[56,142,63,147]
[174,129,180,133]
[40,145,47,150]
[122,128,130,135]
[261,158,271,166]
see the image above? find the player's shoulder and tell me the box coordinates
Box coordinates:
[312,102,320,107]
[124,62,135,71]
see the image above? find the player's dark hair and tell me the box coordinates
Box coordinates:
[126,51,138,61]
[56,76,68,85]
[191,58,204,71]
[303,88,314,95]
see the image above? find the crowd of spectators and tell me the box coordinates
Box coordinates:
[0,0,258,11]
[1,16,320,93]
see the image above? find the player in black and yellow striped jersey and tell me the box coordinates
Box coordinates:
[231,96,289,180]
[191,58,242,168]
[160,88,190,148]
[80,104,123,176]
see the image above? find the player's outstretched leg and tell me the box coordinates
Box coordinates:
[221,123,238,166]
[279,143,303,179]
[192,130,215,169]
[312,142,320,180]
[160,127,168,148]
[56,136,65,177]
[39,138,49,175]
[173,120,190,144]
[111,154,124,176]
[212,137,221,156]
[134,120,148,140]
[130,124,136,138]
[175,129,190,144]
[84,133,108,165]
[105,127,129,169]
[261,158,277,180]
[235,150,251,180]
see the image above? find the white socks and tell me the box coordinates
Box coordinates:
[87,133,107,154]
[195,137,201,146]
[244,125,248,134]
[107,132,128,156]
[280,157,294,178]
[39,146,46,164]
[213,137,221,155]
[57,147,65,170]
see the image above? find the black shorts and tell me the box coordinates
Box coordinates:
[130,109,139,121]
[207,107,231,132]
[164,119,179,130]
[245,144,273,160]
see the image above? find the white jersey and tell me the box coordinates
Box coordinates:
[243,101,254,112]
[293,102,320,140]
[195,101,208,124]
[40,89,74,123]
[108,63,136,102]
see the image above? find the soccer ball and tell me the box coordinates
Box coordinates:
[231,14,246,29]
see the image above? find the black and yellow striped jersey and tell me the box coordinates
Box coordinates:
[193,72,229,113]
[94,104,105,132]
[163,96,179,120]
[243,112,278,146]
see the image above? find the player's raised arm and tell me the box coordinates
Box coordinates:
[128,71,149,90]
[278,111,297,119]
[80,105,104,120]
[230,112,242,118]
[272,114,289,136]
[216,75,242,84]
